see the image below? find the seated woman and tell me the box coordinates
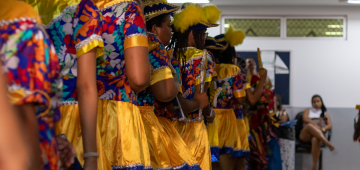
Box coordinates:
[273,94,289,124]
[300,95,335,170]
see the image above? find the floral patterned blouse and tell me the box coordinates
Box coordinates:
[154,49,182,119]
[0,1,62,169]
[96,1,148,104]
[211,64,245,109]
[137,32,173,106]
[233,68,250,119]
[179,47,214,120]
[44,0,104,105]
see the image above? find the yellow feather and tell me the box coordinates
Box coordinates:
[203,5,221,24]
[173,4,206,33]
[224,26,245,47]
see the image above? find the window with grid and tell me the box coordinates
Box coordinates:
[224,18,281,37]
[286,18,344,37]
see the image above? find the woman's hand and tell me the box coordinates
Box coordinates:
[205,115,214,123]
[193,92,209,109]
[259,68,267,81]
[56,136,76,168]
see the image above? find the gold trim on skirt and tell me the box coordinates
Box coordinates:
[97,99,152,169]
[171,120,212,170]
[56,104,112,170]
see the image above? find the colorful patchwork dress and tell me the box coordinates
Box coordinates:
[136,32,192,169]
[232,68,251,158]
[207,64,246,161]
[153,49,201,170]
[26,0,108,168]
[0,1,62,169]
[170,47,214,170]
[247,74,276,170]
[95,0,152,169]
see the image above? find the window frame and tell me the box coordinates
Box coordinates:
[221,16,284,39]
[221,15,347,40]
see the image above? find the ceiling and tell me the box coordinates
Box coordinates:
[209,0,360,6]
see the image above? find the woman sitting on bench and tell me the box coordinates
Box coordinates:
[300,95,335,170]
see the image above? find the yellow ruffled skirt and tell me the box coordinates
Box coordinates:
[207,109,243,158]
[157,117,201,169]
[97,99,152,169]
[56,104,112,170]
[171,120,212,170]
[138,106,187,169]
[236,117,250,157]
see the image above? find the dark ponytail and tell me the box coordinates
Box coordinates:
[312,94,327,118]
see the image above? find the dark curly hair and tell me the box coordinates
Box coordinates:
[168,29,206,73]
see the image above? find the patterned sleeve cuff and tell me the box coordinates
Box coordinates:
[76,34,105,58]
[8,86,51,117]
[150,67,173,85]
[234,89,246,98]
[243,83,251,90]
[124,34,148,50]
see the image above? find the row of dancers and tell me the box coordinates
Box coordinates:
[0,0,276,170]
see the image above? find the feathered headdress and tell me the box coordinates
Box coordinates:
[173,3,221,33]
[214,25,246,50]
[224,26,245,47]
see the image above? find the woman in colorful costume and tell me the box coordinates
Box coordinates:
[206,26,249,170]
[0,1,77,169]
[167,3,221,170]
[135,0,199,169]
[245,58,276,170]
[94,0,153,169]
[25,0,106,169]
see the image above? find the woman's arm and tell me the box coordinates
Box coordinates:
[235,97,246,105]
[323,113,332,131]
[14,104,41,170]
[76,49,98,169]
[246,68,267,105]
[125,47,150,93]
[151,78,179,102]
[279,110,289,123]
[302,109,321,128]
[176,93,201,114]
[0,74,28,170]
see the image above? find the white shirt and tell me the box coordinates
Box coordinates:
[308,108,322,119]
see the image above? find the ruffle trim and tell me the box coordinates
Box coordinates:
[212,87,223,107]
[75,34,104,51]
[153,65,170,73]
[219,146,244,158]
[125,33,148,40]
[0,17,38,26]
[171,116,203,122]
[99,0,134,11]
[61,101,78,105]
[111,163,153,170]
[44,5,78,29]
